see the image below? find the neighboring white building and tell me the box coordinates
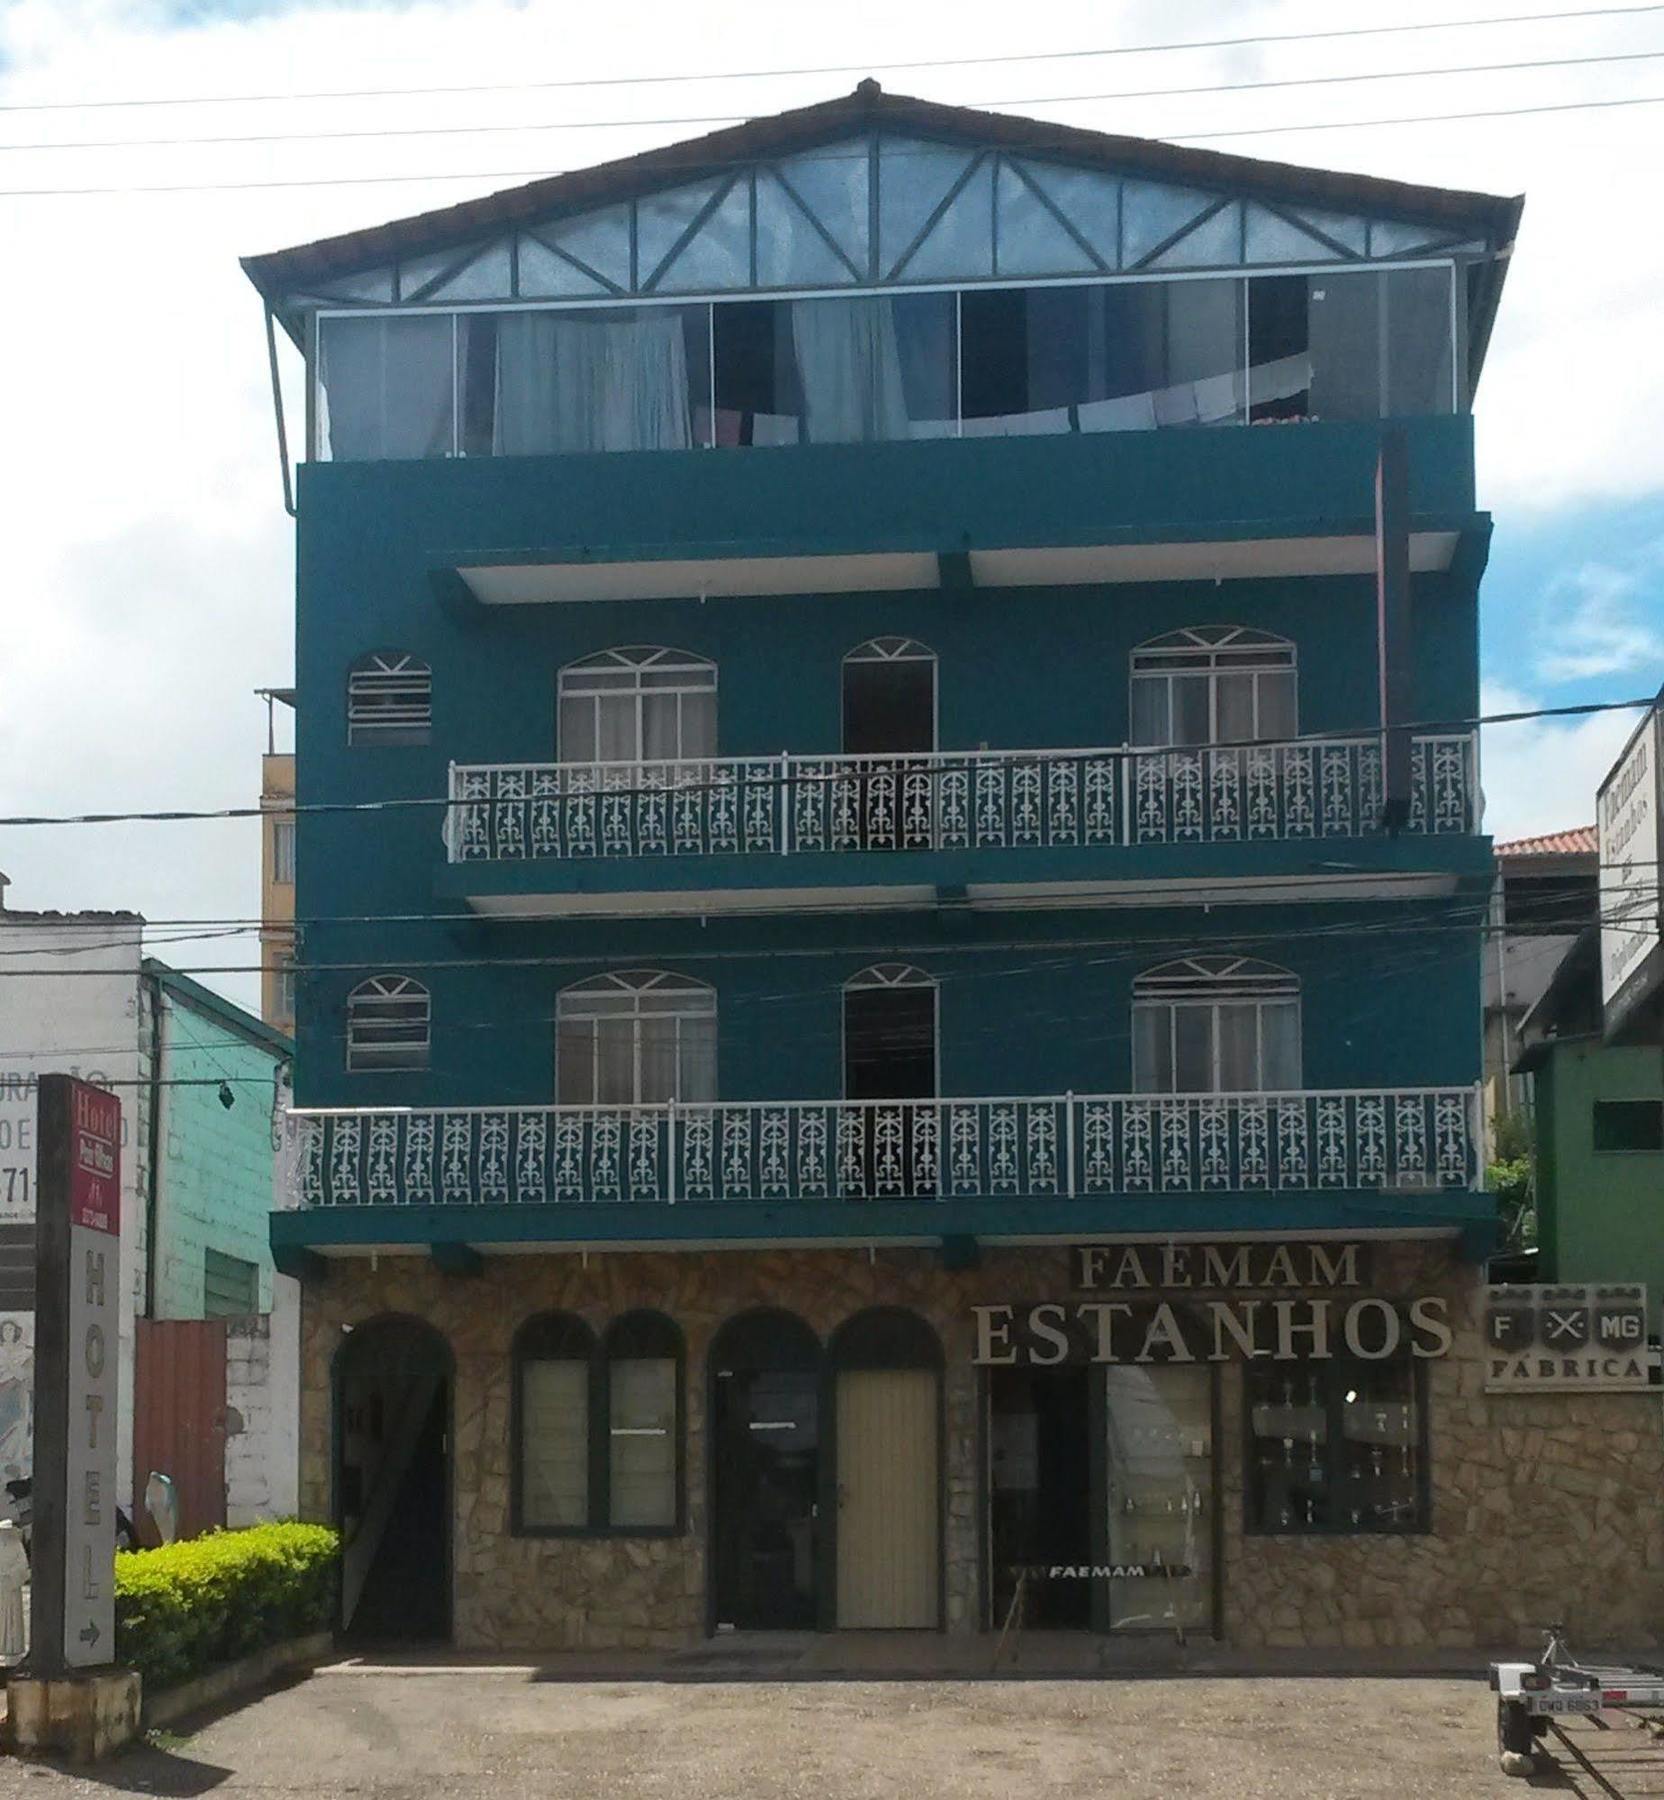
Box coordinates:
[0,875,298,1528]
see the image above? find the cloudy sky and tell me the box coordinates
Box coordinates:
[1,0,1661,1009]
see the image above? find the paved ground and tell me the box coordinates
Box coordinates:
[6,1664,1664,1799]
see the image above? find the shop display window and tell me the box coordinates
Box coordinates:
[1245,1357,1427,1535]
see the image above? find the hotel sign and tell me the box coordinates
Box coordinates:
[1484,1284,1651,1392]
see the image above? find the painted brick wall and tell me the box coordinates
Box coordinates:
[153,995,278,1320]
[223,1292,302,1525]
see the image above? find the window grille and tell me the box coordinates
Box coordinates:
[1133,955,1301,1094]
[348,651,432,746]
[1130,625,1296,749]
[558,647,715,765]
[346,974,431,1072]
[555,970,715,1105]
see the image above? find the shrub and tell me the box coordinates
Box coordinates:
[114,1521,339,1691]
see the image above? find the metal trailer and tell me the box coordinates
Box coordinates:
[1491,1624,1664,1776]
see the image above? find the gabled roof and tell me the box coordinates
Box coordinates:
[1497,826,1598,860]
[242,79,1522,305]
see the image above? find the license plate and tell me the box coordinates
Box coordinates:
[1530,1695,1600,1715]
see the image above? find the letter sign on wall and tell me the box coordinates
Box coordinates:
[29,1075,121,1673]
[1484,1284,1652,1393]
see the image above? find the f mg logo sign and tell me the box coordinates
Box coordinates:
[1484,1285,1651,1392]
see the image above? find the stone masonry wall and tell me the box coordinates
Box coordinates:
[298,1241,1664,1652]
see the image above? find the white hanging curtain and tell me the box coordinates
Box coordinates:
[790,298,910,444]
[494,310,693,455]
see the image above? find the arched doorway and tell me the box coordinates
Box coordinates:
[830,1309,943,1629]
[709,1309,821,1632]
[334,1315,452,1644]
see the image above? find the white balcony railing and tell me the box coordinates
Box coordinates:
[446,734,1476,864]
[292,1087,1479,1208]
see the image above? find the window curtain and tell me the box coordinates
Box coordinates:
[790,298,911,444]
[493,310,693,455]
[321,315,454,461]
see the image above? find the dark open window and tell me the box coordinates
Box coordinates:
[844,965,937,1101]
[842,638,935,755]
[1593,1100,1664,1154]
[1245,1356,1427,1536]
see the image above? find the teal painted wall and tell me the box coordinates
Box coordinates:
[153,991,281,1318]
[1535,1041,1664,1319]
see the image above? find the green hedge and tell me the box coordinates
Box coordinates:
[114,1522,340,1691]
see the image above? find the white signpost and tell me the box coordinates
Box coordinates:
[1599,698,1664,1044]
[28,1076,121,1672]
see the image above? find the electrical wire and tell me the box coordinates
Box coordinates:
[7,47,1661,156]
[2,91,1660,200]
[1,697,1653,830]
[4,4,1658,116]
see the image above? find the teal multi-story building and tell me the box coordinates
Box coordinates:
[246,89,1581,1654]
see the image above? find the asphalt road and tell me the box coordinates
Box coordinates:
[2,1668,1659,1798]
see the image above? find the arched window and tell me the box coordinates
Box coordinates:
[603,1312,683,1530]
[829,1306,943,1372]
[1130,626,1295,749]
[512,1311,684,1535]
[558,647,716,765]
[842,637,936,755]
[346,975,430,1072]
[513,1313,596,1531]
[348,651,431,745]
[844,964,937,1100]
[1133,955,1301,1094]
[555,970,716,1106]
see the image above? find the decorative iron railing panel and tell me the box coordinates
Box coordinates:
[446,735,1475,863]
[292,1087,1479,1208]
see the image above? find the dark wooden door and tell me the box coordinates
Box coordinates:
[133,1318,228,1544]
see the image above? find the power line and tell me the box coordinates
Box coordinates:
[8,47,1661,156]
[6,4,1660,117]
[2,89,1659,200]
[0,697,1653,831]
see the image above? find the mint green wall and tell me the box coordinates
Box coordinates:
[153,993,281,1319]
[1536,1041,1664,1322]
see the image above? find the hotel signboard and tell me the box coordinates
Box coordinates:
[28,1075,121,1673]
[1599,695,1664,1044]
[1483,1284,1650,1393]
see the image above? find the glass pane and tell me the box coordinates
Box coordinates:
[1260,1001,1302,1091]
[1246,1362,1331,1531]
[1215,1004,1260,1092]
[1247,275,1312,422]
[1104,1366,1213,1631]
[594,1015,637,1105]
[596,692,637,764]
[789,296,930,445]
[610,1357,677,1528]
[893,291,958,436]
[1132,1005,1170,1094]
[637,1021,678,1105]
[1337,1359,1421,1532]
[1172,1007,1212,1093]
[319,314,454,462]
[679,1013,718,1103]
[1164,279,1242,425]
[1258,670,1298,741]
[492,306,698,455]
[680,688,717,760]
[1216,673,1256,747]
[1130,676,1169,748]
[641,692,679,763]
[1384,266,1454,417]
[559,695,597,764]
[1171,675,1211,748]
[1308,271,1381,421]
[521,1359,588,1528]
[556,1020,595,1105]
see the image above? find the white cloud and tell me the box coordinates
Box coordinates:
[1480,680,1640,843]
[2,0,1663,1009]
[1535,548,1664,684]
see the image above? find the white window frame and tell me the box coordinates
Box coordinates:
[1132,954,1301,1094]
[841,962,940,1100]
[556,969,716,1106]
[841,637,938,754]
[1129,625,1297,750]
[346,973,431,1073]
[557,647,717,767]
[275,951,297,1024]
[348,651,432,746]
[271,816,296,886]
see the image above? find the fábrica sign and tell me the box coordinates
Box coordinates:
[28,1076,121,1673]
[1483,1284,1651,1392]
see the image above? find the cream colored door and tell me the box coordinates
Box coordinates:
[836,1367,939,1628]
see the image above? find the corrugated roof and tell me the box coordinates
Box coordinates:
[241,80,1524,304]
[1496,826,1598,859]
